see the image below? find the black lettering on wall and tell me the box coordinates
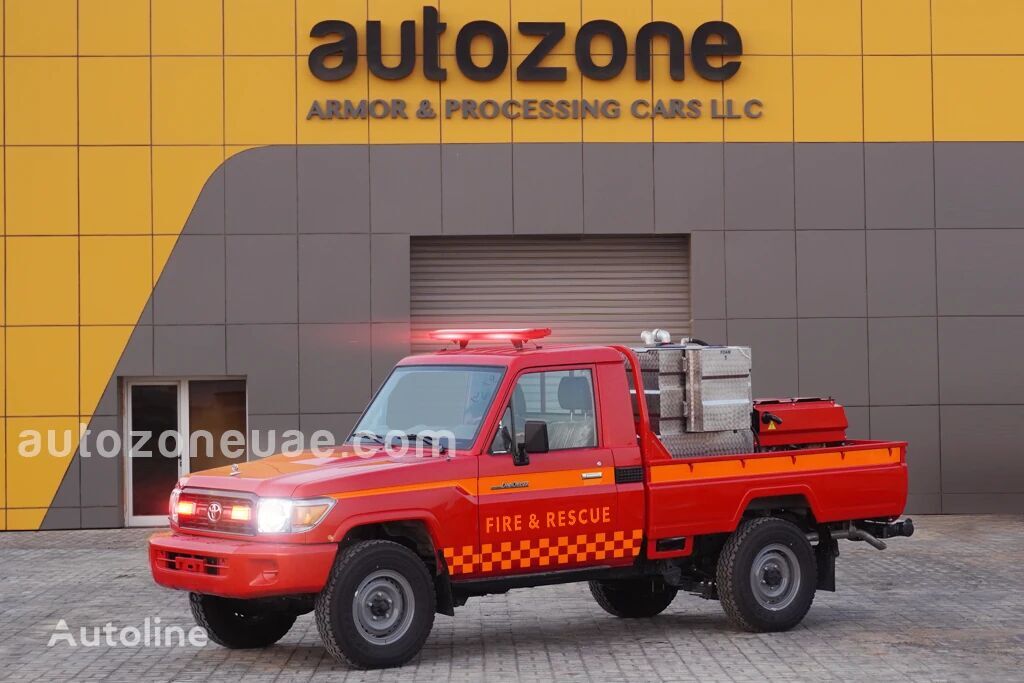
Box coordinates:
[308,20,358,81]
[367,19,416,80]
[575,20,627,80]
[423,6,447,81]
[635,21,685,81]
[691,21,743,81]
[456,20,510,81]
[517,22,567,81]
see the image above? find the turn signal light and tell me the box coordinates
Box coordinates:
[229,505,252,521]
[176,500,197,516]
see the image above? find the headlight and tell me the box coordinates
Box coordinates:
[257,497,335,534]
[169,486,181,524]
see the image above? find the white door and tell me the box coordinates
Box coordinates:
[124,379,247,527]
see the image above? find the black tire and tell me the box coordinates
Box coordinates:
[189,593,296,649]
[589,578,678,618]
[716,517,817,632]
[315,540,436,669]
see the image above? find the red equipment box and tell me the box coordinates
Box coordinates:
[753,397,848,448]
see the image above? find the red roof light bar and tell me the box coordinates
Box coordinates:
[429,327,552,349]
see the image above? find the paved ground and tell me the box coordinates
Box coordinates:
[0,515,1021,682]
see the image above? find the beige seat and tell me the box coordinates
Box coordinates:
[546,376,596,450]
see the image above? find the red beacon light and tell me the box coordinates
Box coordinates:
[429,327,551,350]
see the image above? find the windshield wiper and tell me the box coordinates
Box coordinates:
[352,431,386,445]
[405,433,448,455]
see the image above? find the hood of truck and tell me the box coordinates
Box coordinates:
[181,445,459,499]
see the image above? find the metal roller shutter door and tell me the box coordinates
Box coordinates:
[410,235,691,352]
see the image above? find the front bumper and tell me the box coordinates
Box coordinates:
[148,531,337,599]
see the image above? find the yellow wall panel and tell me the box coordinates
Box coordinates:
[0,419,5,508]
[7,327,79,417]
[440,0,513,56]
[511,0,579,56]
[80,147,152,235]
[935,57,1024,141]
[153,57,224,145]
[368,0,437,54]
[724,0,791,56]
[793,0,861,55]
[154,235,179,284]
[6,147,78,235]
[724,55,792,142]
[80,326,133,417]
[226,57,297,144]
[80,0,150,55]
[582,60,653,143]
[152,0,223,55]
[226,0,296,56]
[863,0,931,55]
[511,55,581,142]
[6,57,77,145]
[933,0,1024,55]
[368,76,441,144]
[298,0,368,57]
[81,237,153,325]
[7,237,79,326]
[653,56,724,143]
[864,57,932,142]
[297,56,370,144]
[153,146,224,235]
[6,417,81,509]
[582,0,651,55]
[794,56,862,142]
[80,58,151,145]
[0,333,5,415]
[7,508,47,531]
[6,0,76,55]
[654,0,722,32]
[440,57,513,143]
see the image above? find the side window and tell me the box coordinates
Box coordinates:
[491,368,597,452]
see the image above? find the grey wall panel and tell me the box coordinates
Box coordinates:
[248,414,302,459]
[299,234,371,323]
[795,144,864,229]
[226,324,299,415]
[583,143,654,234]
[298,145,370,233]
[370,145,442,234]
[866,230,937,316]
[690,231,726,319]
[938,317,1024,405]
[865,143,934,229]
[299,323,372,414]
[153,235,225,324]
[942,494,1024,514]
[936,143,1024,228]
[80,416,121,508]
[937,229,1024,316]
[175,165,225,234]
[48,456,80,509]
[844,406,869,440]
[940,405,1024,495]
[371,322,411,391]
[91,324,154,417]
[299,414,359,444]
[371,235,411,323]
[654,143,724,231]
[870,406,940,498]
[868,317,939,406]
[724,231,797,318]
[727,318,798,398]
[226,235,299,324]
[38,508,81,530]
[81,507,123,528]
[513,143,583,234]
[226,146,297,234]
[692,319,727,346]
[154,325,226,376]
[796,230,867,317]
[442,144,514,235]
[797,318,869,406]
[724,143,795,230]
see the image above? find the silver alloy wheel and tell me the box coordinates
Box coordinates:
[749,543,801,611]
[352,569,416,646]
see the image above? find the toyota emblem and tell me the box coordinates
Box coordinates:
[207,501,222,522]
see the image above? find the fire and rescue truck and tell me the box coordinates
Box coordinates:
[149,328,913,669]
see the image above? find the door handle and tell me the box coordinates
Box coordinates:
[581,471,603,480]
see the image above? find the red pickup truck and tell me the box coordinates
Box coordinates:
[149,328,912,669]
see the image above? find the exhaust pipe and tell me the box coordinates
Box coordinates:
[807,518,914,551]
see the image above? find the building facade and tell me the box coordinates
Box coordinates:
[2,0,1023,529]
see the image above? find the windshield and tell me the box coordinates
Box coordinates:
[349,365,505,450]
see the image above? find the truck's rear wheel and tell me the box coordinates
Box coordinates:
[716,517,817,632]
[315,540,436,669]
[589,578,678,618]
[189,593,296,649]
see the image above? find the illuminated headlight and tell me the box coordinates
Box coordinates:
[169,486,182,524]
[257,497,335,534]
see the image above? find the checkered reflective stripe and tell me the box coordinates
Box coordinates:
[443,529,644,575]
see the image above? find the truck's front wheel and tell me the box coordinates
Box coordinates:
[589,578,678,618]
[189,593,296,649]
[716,517,817,632]
[315,540,436,669]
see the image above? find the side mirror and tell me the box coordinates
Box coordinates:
[524,420,549,453]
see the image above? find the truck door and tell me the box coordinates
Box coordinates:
[473,366,641,577]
